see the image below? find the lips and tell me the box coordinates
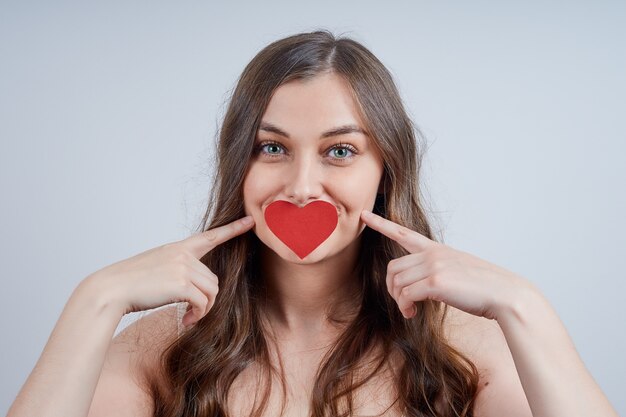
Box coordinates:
[263,200,339,259]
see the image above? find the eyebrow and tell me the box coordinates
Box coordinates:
[258,121,368,139]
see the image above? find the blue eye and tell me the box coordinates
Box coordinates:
[255,140,357,162]
[253,141,286,158]
[263,143,284,155]
[329,146,353,159]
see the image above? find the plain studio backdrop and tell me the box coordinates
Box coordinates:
[1,1,624,414]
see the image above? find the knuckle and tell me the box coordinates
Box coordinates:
[207,297,216,312]
[426,273,442,290]
[201,295,210,313]
[400,286,411,298]
[175,262,192,278]
[205,229,218,241]
[207,279,219,293]
[173,250,189,263]
[209,275,219,286]
[430,258,444,271]
[176,276,192,291]
[393,272,404,287]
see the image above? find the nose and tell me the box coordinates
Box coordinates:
[283,154,324,206]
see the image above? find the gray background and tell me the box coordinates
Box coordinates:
[1,1,624,414]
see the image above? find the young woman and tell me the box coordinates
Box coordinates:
[8,30,618,417]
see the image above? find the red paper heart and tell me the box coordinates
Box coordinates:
[264,200,338,259]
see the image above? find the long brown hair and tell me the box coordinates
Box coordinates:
[144,29,479,417]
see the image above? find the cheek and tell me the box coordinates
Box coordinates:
[243,164,281,214]
[243,165,266,201]
[242,173,260,217]
[332,168,381,213]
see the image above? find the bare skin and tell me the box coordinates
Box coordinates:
[7,71,619,417]
[6,216,255,417]
[82,292,523,417]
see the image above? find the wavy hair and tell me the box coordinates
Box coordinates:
[144,29,479,417]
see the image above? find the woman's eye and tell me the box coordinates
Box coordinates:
[262,143,284,155]
[255,141,357,162]
[328,145,355,160]
[254,141,285,157]
[329,143,357,162]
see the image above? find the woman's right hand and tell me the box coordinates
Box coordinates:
[82,215,255,327]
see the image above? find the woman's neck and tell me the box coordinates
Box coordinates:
[258,237,362,343]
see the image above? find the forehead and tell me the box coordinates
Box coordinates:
[259,72,367,136]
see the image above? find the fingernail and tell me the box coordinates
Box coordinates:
[242,216,253,225]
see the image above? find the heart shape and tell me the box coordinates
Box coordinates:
[264,200,338,259]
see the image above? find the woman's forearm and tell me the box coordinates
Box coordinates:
[497,285,619,417]
[7,277,124,417]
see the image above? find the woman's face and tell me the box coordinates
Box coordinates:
[243,72,384,264]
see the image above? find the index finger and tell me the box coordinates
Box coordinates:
[182,215,255,258]
[360,210,432,253]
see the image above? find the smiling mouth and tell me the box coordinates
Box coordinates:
[263,200,339,259]
[263,200,341,216]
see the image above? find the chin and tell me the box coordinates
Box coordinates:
[265,240,332,264]
[273,233,359,265]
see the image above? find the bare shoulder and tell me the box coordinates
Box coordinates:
[109,304,181,374]
[87,305,181,417]
[442,306,533,417]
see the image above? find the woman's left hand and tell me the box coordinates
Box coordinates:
[360,210,537,321]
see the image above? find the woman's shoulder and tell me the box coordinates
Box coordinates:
[113,303,184,372]
[441,306,532,414]
[88,304,184,416]
[442,305,504,367]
